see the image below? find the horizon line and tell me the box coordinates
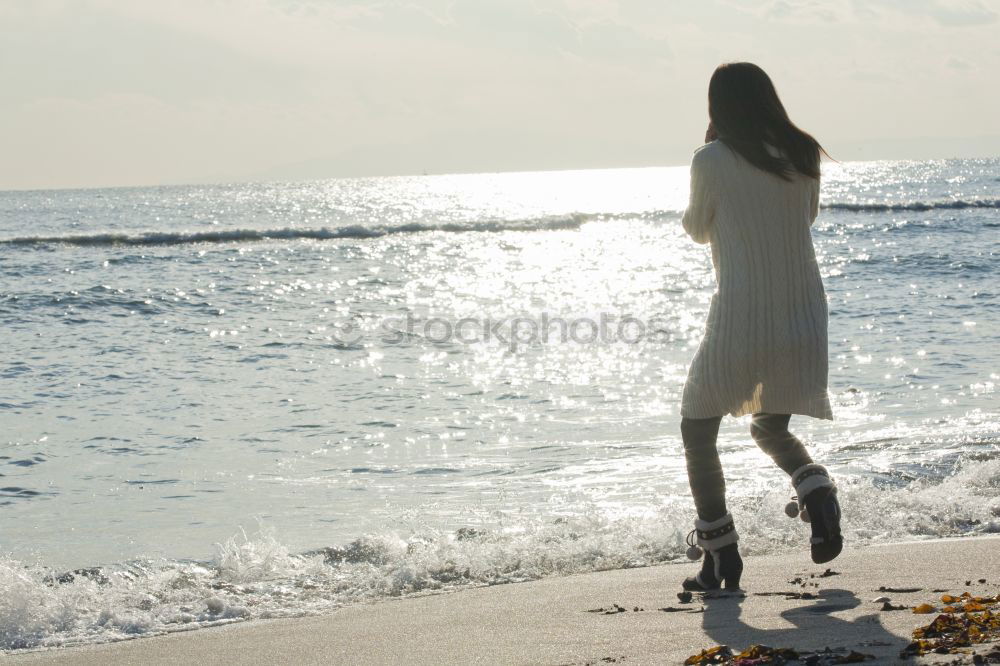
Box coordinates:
[1,153,997,196]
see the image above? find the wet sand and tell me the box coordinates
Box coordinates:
[7,536,999,665]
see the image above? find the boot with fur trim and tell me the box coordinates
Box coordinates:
[789,463,843,564]
[682,513,743,591]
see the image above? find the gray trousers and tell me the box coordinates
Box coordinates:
[681,413,814,522]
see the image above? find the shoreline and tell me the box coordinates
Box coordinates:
[7,535,999,664]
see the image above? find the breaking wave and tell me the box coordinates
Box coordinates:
[822,199,1000,213]
[0,215,599,248]
[2,458,999,653]
[3,198,997,249]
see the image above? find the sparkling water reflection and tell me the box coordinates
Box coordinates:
[0,160,997,648]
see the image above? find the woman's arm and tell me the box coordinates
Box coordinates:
[809,178,820,226]
[681,149,716,244]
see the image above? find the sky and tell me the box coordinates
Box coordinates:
[1,0,998,190]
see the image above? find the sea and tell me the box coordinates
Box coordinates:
[1,158,998,650]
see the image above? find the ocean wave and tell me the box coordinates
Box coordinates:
[2,458,999,652]
[0,285,167,315]
[822,199,1000,212]
[0,215,596,248]
[0,210,694,248]
[5,198,995,248]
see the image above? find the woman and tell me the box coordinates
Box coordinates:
[679,62,842,591]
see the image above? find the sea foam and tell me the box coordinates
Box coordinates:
[3,458,998,652]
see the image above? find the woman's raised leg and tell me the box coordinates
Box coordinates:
[749,412,813,475]
[751,412,842,564]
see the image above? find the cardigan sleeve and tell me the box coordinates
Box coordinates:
[681,148,716,244]
[809,178,820,226]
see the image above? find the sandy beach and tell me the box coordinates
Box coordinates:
[6,536,999,665]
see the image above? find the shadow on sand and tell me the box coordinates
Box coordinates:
[698,587,909,661]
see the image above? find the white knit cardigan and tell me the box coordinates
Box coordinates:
[680,140,834,420]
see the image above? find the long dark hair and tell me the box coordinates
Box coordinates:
[708,62,825,180]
